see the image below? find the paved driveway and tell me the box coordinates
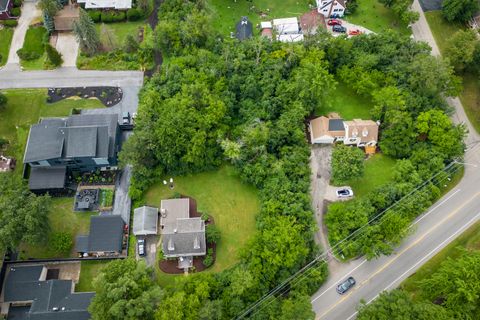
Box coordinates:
[112,165,132,224]
[6,0,41,66]
[55,33,79,67]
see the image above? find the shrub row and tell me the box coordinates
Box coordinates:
[88,9,142,23]
[0,20,18,27]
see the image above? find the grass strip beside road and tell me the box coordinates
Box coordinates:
[0,28,13,67]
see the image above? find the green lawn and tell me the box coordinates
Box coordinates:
[77,22,150,70]
[346,0,411,34]
[0,28,13,66]
[401,220,480,301]
[341,153,397,198]
[19,27,47,70]
[141,165,260,280]
[317,81,373,119]
[76,260,110,292]
[0,89,104,174]
[207,0,311,35]
[424,11,464,54]
[19,198,97,259]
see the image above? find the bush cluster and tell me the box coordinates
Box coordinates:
[0,20,18,27]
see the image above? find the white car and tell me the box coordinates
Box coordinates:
[336,187,354,198]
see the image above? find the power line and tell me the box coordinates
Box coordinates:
[234,161,463,319]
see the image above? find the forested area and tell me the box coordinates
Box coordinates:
[357,249,480,319]
[110,0,466,318]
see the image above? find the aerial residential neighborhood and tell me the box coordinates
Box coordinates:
[0,0,479,319]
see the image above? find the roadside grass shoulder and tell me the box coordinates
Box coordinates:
[345,0,411,34]
[401,219,480,300]
[316,81,372,119]
[0,28,14,66]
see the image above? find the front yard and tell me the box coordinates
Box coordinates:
[18,26,48,70]
[141,165,260,279]
[0,27,14,67]
[340,153,396,198]
[18,198,97,259]
[0,89,104,173]
[346,0,411,34]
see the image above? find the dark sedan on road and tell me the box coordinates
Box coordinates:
[336,276,356,294]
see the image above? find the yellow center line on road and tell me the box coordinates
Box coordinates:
[316,191,480,320]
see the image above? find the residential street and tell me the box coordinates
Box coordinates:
[311,3,480,319]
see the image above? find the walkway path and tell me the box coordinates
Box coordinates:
[6,0,41,67]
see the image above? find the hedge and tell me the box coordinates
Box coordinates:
[127,8,142,21]
[88,10,101,22]
[0,20,18,27]
[100,11,126,23]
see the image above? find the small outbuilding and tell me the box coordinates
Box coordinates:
[133,206,159,236]
[236,16,253,41]
[75,215,124,256]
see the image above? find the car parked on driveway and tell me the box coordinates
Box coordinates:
[336,187,353,198]
[327,19,342,26]
[336,276,356,294]
[330,13,341,19]
[332,25,347,33]
[138,238,146,256]
[348,29,363,36]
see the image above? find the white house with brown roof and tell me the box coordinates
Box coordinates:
[309,116,379,147]
[317,0,347,17]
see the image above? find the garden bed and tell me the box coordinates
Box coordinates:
[47,87,123,107]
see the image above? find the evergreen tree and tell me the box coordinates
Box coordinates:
[73,9,100,56]
[45,44,63,67]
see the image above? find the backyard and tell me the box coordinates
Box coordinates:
[0,89,104,173]
[346,0,411,34]
[342,153,396,198]
[141,165,260,281]
[0,27,13,66]
[207,0,311,35]
[76,260,110,292]
[19,26,48,70]
[316,81,373,119]
[401,220,480,300]
[77,21,152,70]
[18,197,97,259]
[425,11,480,134]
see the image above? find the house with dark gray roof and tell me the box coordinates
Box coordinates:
[235,16,253,41]
[75,215,125,256]
[24,114,120,192]
[1,265,94,320]
[159,199,206,269]
[0,0,13,20]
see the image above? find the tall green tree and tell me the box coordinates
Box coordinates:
[89,259,163,320]
[73,8,100,56]
[442,0,479,22]
[445,29,478,72]
[0,174,51,251]
[331,144,365,184]
[38,0,61,18]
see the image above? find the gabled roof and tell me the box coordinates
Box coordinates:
[162,218,206,257]
[133,206,158,235]
[310,116,345,142]
[0,0,10,12]
[64,126,98,158]
[344,119,379,143]
[75,215,124,253]
[160,198,190,233]
[24,119,66,163]
[328,118,345,131]
[236,16,253,41]
[273,17,299,34]
[28,167,66,190]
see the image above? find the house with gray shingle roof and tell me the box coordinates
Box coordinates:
[159,198,206,269]
[23,114,120,192]
[1,265,94,320]
[133,206,158,236]
[75,215,125,256]
[0,0,13,20]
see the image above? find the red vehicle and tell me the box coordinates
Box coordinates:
[327,19,342,26]
[348,29,363,36]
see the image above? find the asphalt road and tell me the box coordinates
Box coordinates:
[311,3,480,318]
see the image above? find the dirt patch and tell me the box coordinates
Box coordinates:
[47,86,123,107]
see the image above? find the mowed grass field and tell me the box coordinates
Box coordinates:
[0,89,104,173]
[316,81,373,120]
[76,260,110,292]
[0,27,14,66]
[346,0,411,34]
[20,26,48,70]
[207,0,311,35]
[142,165,260,276]
[401,220,480,300]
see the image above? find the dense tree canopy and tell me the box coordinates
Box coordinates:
[0,174,51,251]
[89,259,163,320]
[331,145,365,184]
[442,0,480,22]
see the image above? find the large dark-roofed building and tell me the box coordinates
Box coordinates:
[1,265,94,320]
[75,215,124,255]
[23,114,120,192]
[28,167,67,191]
